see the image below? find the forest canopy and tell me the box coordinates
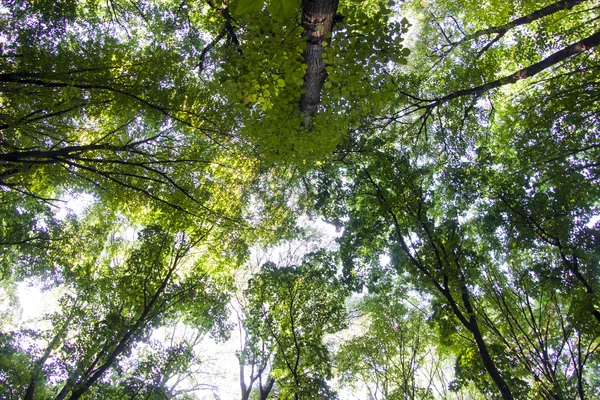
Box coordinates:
[1,0,599,399]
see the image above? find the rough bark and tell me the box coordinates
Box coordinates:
[299,0,339,126]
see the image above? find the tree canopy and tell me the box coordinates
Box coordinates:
[1,0,599,399]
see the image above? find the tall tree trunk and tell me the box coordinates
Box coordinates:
[24,313,75,400]
[458,281,514,400]
[299,0,339,126]
[363,170,515,400]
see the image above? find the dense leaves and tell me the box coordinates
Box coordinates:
[1,0,599,399]
[241,252,347,399]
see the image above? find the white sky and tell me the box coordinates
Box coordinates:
[54,192,96,220]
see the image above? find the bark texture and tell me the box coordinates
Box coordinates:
[299,0,339,125]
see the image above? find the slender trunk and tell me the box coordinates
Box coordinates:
[25,311,76,400]
[58,260,178,400]
[260,377,275,400]
[443,279,515,400]
[54,378,76,400]
[465,303,514,400]
[240,362,250,400]
[576,336,585,400]
[462,0,587,42]
[430,30,600,106]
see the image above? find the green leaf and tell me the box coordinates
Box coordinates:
[266,0,300,19]
[233,0,264,16]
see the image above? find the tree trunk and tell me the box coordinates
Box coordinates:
[460,286,514,400]
[299,0,339,126]
[260,376,275,400]
[24,314,75,400]
[240,362,250,400]
[364,169,515,400]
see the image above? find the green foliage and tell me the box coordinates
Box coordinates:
[234,0,266,16]
[0,331,34,399]
[267,0,301,20]
[0,223,233,399]
[1,0,600,398]
[335,283,442,399]
[1,0,259,230]
[233,0,301,19]
[242,251,348,398]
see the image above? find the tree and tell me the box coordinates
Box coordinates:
[6,225,231,400]
[304,0,599,398]
[478,263,600,399]
[87,323,221,399]
[1,0,600,398]
[214,0,410,163]
[1,0,255,227]
[335,274,448,400]
[241,251,348,399]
